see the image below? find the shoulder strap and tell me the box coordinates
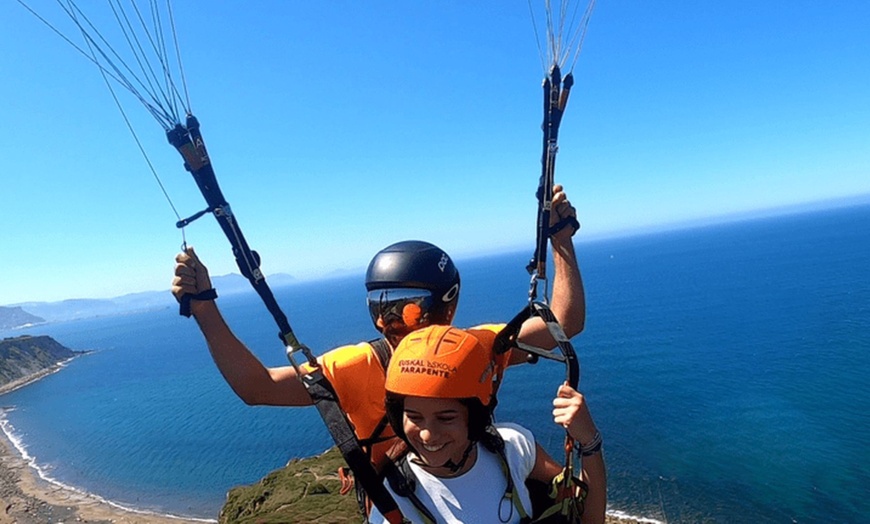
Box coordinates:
[386,436,532,524]
[384,458,438,524]
[300,369,404,524]
[487,429,532,523]
[356,338,393,450]
[369,337,392,372]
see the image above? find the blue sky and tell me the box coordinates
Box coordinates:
[1,1,868,305]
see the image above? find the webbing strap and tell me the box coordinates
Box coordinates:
[178,288,217,318]
[167,115,403,522]
[384,459,437,524]
[385,437,532,524]
[302,369,404,524]
[528,64,574,287]
[370,337,392,372]
[358,338,393,451]
[492,436,532,523]
[493,301,579,389]
[493,301,582,523]
[549,215,580,238]
[531,467,587,523]
[167,114,316,367]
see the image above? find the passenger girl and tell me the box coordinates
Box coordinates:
[369,325,606,523]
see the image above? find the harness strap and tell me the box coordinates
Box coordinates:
[493,302,584,524]
[335,338,408,520]
[166,117,404,522]
[370,337,392,370]
[493,301,579,388]
[387,435,533,524]
[167,114,316,367]
[300,369,404,524]
[384,460,438,524]
[356,338,400,456]
[530,468,588,523]
[491,435,532,523]
[358,339,394,451]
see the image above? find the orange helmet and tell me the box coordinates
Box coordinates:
[385,325,502,406]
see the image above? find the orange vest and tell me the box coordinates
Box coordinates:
[305,324,507,467]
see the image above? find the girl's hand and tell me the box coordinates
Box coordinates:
[552,382,598,445]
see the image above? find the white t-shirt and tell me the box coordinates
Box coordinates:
[368,423,537,524]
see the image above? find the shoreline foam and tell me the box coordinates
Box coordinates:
[0,359,70,397]
[0,364,215,523]
[0,422,212,523]
[0,364,659,524]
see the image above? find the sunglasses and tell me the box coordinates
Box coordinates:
[366,288,434,329]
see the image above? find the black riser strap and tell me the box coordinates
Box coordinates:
[302,371,402,521]
[492,301,580,390]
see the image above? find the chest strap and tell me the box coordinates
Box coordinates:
[385,438,532,524]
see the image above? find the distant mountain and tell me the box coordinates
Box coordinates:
[0,307,45,330]
[209,273,254,295]
[0,335,78,387]
[265,272,297,287]
[4,272,297,327]
[193,273,297,295]
[11,295,174,325]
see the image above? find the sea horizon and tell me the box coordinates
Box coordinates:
[1,199,868,522]
[3,192,868,309]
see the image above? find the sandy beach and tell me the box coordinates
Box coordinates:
[0,364,648,524]
[0,364,211,524]
[0,433,211,524]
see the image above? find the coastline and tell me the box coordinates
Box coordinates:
[0,364,658,524]
[0,360,71,397]
[0,432,655,524]
[0,430,210,524]
[0,364,213,524]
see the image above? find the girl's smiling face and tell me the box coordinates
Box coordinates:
[402,396,475,475]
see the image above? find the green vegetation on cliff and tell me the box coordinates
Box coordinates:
[221,447,635,524]
[221,446,362,524]
[0,335,77,386]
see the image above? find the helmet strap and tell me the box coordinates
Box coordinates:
[411,440,477,475]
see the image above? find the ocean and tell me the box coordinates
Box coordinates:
[1,202,868,523]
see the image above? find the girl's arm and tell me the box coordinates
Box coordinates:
[553,383,606,524]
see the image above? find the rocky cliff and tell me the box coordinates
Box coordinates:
[220,447,359,524]
[0,335,77,386]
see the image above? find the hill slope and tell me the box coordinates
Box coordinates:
[0,335,77,386]
[221,447,639,523]
[0,307,45,330]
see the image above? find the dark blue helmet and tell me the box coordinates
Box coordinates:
[365,241,460,330]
